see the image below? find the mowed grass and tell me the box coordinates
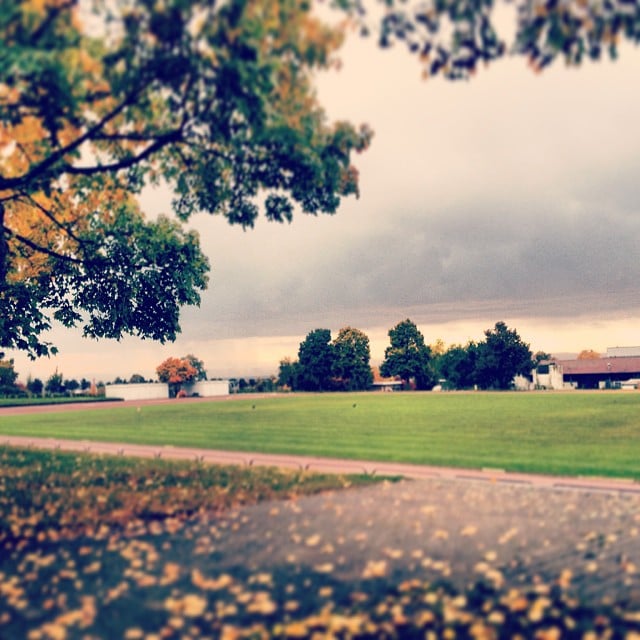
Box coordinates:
[0,396,114,408]
[1,392,639,479]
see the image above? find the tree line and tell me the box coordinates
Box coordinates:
[0,356,101,398]
[279,320,540,392]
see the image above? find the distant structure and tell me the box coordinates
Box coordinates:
[105,380,230,401]
[369,366,403,392]
[533,348,640,390]
[606,346,640,358]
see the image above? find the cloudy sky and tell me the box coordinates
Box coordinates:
[8,9,640,383]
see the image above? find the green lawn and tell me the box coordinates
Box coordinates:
[0,396,115,408]
[1,392,639,479]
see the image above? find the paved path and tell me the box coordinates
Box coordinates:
[2,448,640,637]
[1,433,639,496]
[3,432,640,635]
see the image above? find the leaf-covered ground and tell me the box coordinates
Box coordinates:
[2,447,640,639]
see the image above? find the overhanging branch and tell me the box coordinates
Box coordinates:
[62,130,182,176]
[7,229,83,265]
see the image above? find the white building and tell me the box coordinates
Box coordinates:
[106,380,229,401]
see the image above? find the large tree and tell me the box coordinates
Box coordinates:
[0,0,370,357]
[331,326,373,391]
[474,321,533,390]
[297,328,334,391]
[437,342,478,390]
[380,319,435,390]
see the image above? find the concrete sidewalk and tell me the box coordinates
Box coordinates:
[2,433,639,495]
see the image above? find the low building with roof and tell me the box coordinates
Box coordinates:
[533,349,640,390]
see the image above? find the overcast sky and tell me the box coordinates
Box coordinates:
[8,12,640,383]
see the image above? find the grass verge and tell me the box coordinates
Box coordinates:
[0,446,383,544]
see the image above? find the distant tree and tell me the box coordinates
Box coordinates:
[438,342,478,390]
[184,355,207,381]
[578,349,601,360]
[297,329,335,391]
[428,338,448,383]
[156,357,198,397]
[0,354,19,396]
[429,339,447,357]
[255,377,277,393]
[533,351,552,365]
[278,358,301,391]
[80,378,91,391]
[474,322,533,390]
[27,377,44,396]
[331,327,373,391]
[65,379,80,394]
[45,370,65,395]
[129,374,146,384]
[380,319,435,390]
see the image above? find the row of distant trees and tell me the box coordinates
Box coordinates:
[278,320,544,392]
[0,330,606,399]
[0,355,101,398]
[279,327,374,392]
[0,353,210,399]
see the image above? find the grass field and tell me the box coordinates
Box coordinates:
[1,391,639,479]
[0,396,115,408]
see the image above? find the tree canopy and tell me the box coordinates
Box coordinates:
[473,321,533,390]
[331,326,373,391]
[156,355,199,395]
[297,328,335,391]
[380,319,435,390]
[0,352,19,395]
[436,342,478,390]
[0,0,371,357]
[280,326,373,391]
[346,0,640,79]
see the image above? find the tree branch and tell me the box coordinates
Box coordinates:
[30,0,77,44]
[0,89,142,191]
[62,129,183,176]
[7,229,83,265]
[17,192,86,247]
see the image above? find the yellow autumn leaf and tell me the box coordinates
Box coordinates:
[182,594,208,617]
[314,563,335,574]
[362,559,387,579]
[305,534,321,547]
[191,569,233,591]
